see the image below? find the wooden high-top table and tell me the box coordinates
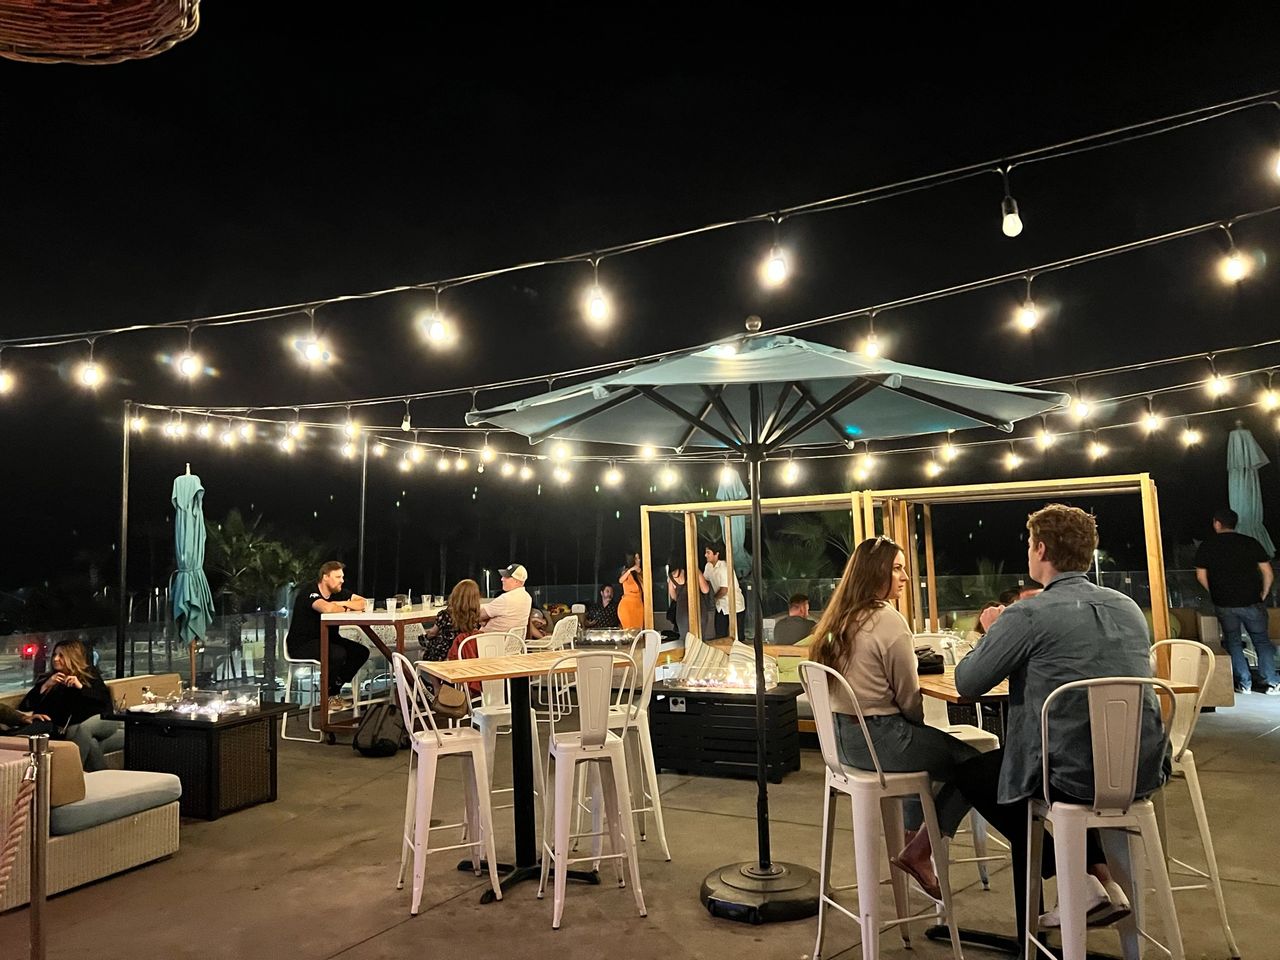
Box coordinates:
[419,649,631,903]
[318,605,443,742]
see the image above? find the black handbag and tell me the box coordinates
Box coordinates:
[915,646,945,675]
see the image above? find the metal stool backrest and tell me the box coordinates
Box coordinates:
[549,615,578,649]
[798,659,886,788]
[1150,639,1214,760]
[457,631,525,708]
[390,651,443,747]
[281,630,318,665]
[547,650,637,749]
[1040,676,1177,814]
[619,629,661,719]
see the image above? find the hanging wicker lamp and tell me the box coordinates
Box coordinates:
[0,0,199,65]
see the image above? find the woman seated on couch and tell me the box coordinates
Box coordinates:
[19,639,123,771]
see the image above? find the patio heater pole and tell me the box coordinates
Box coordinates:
[357,435,369,589]
[116,400,131,679]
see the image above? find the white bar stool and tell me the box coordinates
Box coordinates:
[537,650,646,930]
[389,652,502,914]
[798,660,964,960]
[280,633,322,743]
[1026,677,1185,960]
[1150,639,1240,958]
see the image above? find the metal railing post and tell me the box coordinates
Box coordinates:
[28,733,50,960]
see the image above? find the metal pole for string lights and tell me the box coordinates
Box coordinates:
[700,382,819,924]
[116,400,131,679]
[357,435,369,589]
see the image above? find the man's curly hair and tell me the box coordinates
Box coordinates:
[1027,503,1098,572]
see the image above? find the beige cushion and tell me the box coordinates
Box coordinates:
[0,736,86,807]
[105,673,182,710]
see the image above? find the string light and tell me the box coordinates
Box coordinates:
[453,450,468,471]
[1088,432,1108,460]
[860,313,882,359]
[293,308,333,365]
[658,464,679,488]
[760,216,788,288]
[719,461,737,486]
[1014,275,1039,331]
[1205,363,1231,397]
[924,459,943,478]
[500,458,516,477]
[173,417,187,439]
[1143,405,1163,433]
[781,455,800,485]
[480,435,496,463]
[604,462,623,486]
[373,442,387,457]
[1000,168,1023,238]
[197,419,213,439]
[1217,225,1252,283]
[553,465,572,484]
[639,445,656,460]
[436,453,450,473]
[342,441,355,458]
[519,460,534,481]
[940,438,959,462]
[130,414,147,432]
[401,400,412,432]
[1070,382,1091,420]
[0,351,12,395]
[343,409,359,438]
[584,259,611,326]
[77,340,104,389]
[219,421,236,447]
[1181,419,1203,446]
[1260,373,1279,411]
[175,327,202,380]
[398,454,411,472]
[409,439,425,463]
[1036,417,1056,450]
[279,436,296,454]
[237,420,254,442]
[1004,443,1023,470]
[551,442,571,462]
[419,289,454,345]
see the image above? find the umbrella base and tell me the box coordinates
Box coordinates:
[700,860,820,924]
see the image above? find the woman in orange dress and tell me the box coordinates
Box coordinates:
[616,553,645,629]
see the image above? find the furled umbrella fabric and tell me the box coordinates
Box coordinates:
[716,466,751,577]
[170,473,216,645]
[1227,426,1276,557]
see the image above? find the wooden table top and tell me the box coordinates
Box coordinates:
[418,649,630,684]
[918,665,1197,704]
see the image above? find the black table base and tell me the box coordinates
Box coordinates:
[458,860,601,902]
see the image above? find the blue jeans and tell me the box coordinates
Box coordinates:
[65,714,125,772]
[834,712,979,836]
[1216,604,1278,688]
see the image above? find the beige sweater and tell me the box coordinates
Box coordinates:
[827,604,923,723]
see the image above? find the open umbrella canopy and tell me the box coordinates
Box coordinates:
[1227,425,1276,557]
[467,334,1070,452]
[171,472,216,645]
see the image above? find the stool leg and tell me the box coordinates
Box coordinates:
[1181,754,1240,957]
[471,747,503,901]
[460,755,482,875]
[972,810,992,889]
[1137,804,1186,960]
[814,786,838,960]
[1051,816,1090,960]
[603,755,646,916]
[410,751,438,916]
[1025,809,1045,960]
[880,796,912,946]
[587,762,607,874]
[538,759,554,901]
[921,798,962,960]
[551,757,576,929]
[396,751,416,890]
[636,717,671,860]
[851,788,882,960]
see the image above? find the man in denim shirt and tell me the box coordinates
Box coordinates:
[950,504,1168,935]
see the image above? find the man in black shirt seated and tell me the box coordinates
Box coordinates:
[585,583,622,629]
[285,561,369,710]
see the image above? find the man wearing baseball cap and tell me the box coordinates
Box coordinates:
[480,563,533,636]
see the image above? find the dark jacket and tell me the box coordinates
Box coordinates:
[19,669,113,728]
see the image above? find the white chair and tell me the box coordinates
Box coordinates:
[537,650,646,930]
[1026,677,1185,960]
[529,614,577,653]
[344,625,382,718]
[1150,640,1239,958]
[575,629,671,862]
[917,631,1004,889]
[458,631,546,807]
[798,660,964,960]
[570,603,586,614]
[389,652,502,914]
[280,632,323,743]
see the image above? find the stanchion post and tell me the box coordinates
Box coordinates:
[28,733,49,960]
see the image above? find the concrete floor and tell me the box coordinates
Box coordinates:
[3,697,1278,960]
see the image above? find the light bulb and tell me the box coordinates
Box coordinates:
[422,312,449,343]
[177,352,202,378]
[173,420,187,438]
[719,465,737,485]
[409,445,424,463]
[344,420,359,439]
[604,466,623,486]
[924,460,942,478]
[1274,150,1280,180]
[500,460,516,477]
[1072,398,1091,420]
[551,442,570,461]
[857,453,876,474]
[853,467,870,484]
[162,422,175,439]
[401,413,412,432]
[342,442,355,458]
[238,422,254,442]
[761,245,788,287]
[398,456,411,473]
[454,454,468,471]
[1181,427,1202,446]
[940,442,958,462]
[586,284,610,325]
[1261,389,1280,411]
[553,466,572,484]
[1035,429,1054,450]
[1014,301,1039,331]
[861,333,881,359]
[481,445,496,463]
[219,427,235,447]
[1143,412,1162,433]
[1219,250,1251,283]
[287,422,303,439]
[436,456,450,473]
[659,466,678,488]
[1001,195,1023,237]
[639,445,656,460]
[1206,375,1230,397]
[1005,450,1023,470]
[0,369,12,394]
[130,415,147,432]
[373,442,387,457]
[197,421,213,439]
[78,361,104,388]
[279,437,295,454]
[295,337,331,364]
[781,460,800,485]
[1089,440,1107,459]
[519,464,534,481]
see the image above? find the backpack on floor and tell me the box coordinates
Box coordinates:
[352,703,407,757]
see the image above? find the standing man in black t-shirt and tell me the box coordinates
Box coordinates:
[284,560,370,710]
[1194,508,1277,694]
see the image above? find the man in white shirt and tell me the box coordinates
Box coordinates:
[703,542,745,638]
[480,563,533,636]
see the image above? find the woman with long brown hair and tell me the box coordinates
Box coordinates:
[421,579,483,661]
[19,639,122,771]
[810,536,978,900]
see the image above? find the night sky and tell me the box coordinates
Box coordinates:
[3,10,1280,621]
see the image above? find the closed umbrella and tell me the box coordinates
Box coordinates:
[170,471,216,689]
[1227,424,1275,556]
[468,331,1068,921]
[715,466,750,580]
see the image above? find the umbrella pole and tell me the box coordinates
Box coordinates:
[116,400,131,679]
[700,384,819,924]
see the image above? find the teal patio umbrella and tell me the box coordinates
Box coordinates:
[468,331,1069,922]
[170,471,216,687]
[715,466,751,578]
[1227,424,1275,556]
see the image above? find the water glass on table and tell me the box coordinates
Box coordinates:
[386,597,398,612]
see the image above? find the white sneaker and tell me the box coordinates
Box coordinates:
[1039,874,1130,928]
